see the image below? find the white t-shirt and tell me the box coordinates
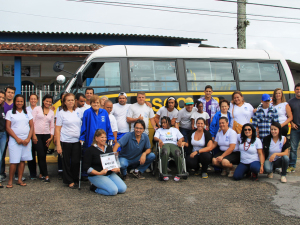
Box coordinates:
[191,132,205,152]
[26,106,36,114]
[229,102,254,125]
[154,127,183,145]
[176,107,198,130]
[237,134,262,164]
[83,103,91,109]
[127,103,155,135]
[269,136,285,161]
[56,108,83,143]
[272,102,288,124]
[262,108,268,117]
[191,111,210,128]
[109,114,118,132]
[111,103,130,133]
[221,113,228,118]
[156,106,179,125]
[6,110,33,139]
[215,128,238,152]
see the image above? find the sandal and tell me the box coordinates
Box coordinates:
[6,184,13,188]
[0,184,3,188]
[69,183,77,189]
[16,182,27,186]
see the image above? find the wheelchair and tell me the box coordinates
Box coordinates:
[151,141,189,181]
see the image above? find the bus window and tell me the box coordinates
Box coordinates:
[239,81,283,91]
[187,82,237,91]
[237,62,280,81]
[185,61,234,81]
[129,60,179,91]
[82,61,120,92]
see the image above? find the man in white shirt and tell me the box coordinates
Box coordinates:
[83,88,94,109]
[104,100,118,145]
[127,91,157,135]
[75,93,86,108]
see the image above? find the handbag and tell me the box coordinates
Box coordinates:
[232,105,243,134]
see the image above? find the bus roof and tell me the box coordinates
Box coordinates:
[88,45,285,60]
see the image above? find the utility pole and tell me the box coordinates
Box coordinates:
[237,0,247,49]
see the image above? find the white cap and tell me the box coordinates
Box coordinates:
[119,92,127,97]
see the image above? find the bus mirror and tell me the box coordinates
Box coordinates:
[77,72,83,88]
[56,75,66,84]
[53,61,65,72]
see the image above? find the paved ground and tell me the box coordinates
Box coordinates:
[1,161,300,225]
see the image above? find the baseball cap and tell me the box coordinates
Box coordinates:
[119,92,127,97]
[261,94,271,101]
[185,97,194,105]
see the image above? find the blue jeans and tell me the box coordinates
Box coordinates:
[88,173,127,196]
[0,132,6,171]
[290,129,300,168]
[179,128,191,142]
[233,161,260,180]
[264,155,289,176]
[119,153,155,176]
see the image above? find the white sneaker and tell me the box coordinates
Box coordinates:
[275,168,282,174]
[267,173,273,179]
[15,177,26,181]
[163,176,169,181]
[174,176,180,182]
[145,168,151,173]
[221,169,227,176]
[129,169,134,174]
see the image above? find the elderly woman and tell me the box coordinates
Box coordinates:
[233,123,264,181]
[100,96,108,109]
[263,122,290,183]
[55,93,83,188]
[154,116,185,181]
[186,118,213,178]
[83,129,127,195]
[212,117,239,177]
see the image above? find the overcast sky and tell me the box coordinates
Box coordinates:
[1,0,300,63]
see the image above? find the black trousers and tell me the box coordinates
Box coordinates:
[61,141,81,185]
[282,125,289,137]
[27,143,37,177]
[186,152,212,173]
[30,134,51,177]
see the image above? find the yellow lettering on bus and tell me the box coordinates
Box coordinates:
[152,98,162,112]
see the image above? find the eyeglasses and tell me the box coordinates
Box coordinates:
[244,128,252,131]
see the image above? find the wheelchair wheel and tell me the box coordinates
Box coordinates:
[158,173,164,181]
[182,175,188,180]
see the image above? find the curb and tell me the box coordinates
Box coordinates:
[5,155,58,164]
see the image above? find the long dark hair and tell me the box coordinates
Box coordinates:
[270,122,282,141]
[42,94,53,110]
[165,96,178,109]
[240,123,256,144]
[12,94,27,114]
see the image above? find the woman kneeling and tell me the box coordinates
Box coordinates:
[83,129,127,195]
[263,122,290,183]
[233,124,264,181]
[154,116,185,181]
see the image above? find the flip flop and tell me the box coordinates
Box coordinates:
[0,184,3,188]
[6,184,13,188]
[16,182,27,186]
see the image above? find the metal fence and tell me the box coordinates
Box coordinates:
[21,85,64,106]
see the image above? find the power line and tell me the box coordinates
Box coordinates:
[66,0,300,24]
[69,0,300,21]
[217,0,300,10]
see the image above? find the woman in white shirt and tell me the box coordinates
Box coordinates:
[233,123,264,181]
[212,117,239,177]
[55,93,82,189]
[154,116,184,182]
[263,122,290,183]
[26,93,38,114]
[186,118,213,179]
[229,91,255,134]
[271,88,293,136]
[5,94,34,188]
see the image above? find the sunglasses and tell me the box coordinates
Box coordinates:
[244,128,252,131]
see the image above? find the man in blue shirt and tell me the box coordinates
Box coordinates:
[113,120,155,180]
[252,94,279,140]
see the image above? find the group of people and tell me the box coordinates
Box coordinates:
[0,83,299,196]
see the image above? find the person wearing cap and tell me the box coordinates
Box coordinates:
[175,97,197,142]
[127,91,157,135]
[154,96,179,128]
[252,94,279,140]
[112,92,152,151]
[197,85,220,127]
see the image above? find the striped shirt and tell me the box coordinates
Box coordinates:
[32,106,55,135]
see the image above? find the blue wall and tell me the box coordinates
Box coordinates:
[0,32,201,46]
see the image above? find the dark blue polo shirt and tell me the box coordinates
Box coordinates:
[118,132,151,160]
